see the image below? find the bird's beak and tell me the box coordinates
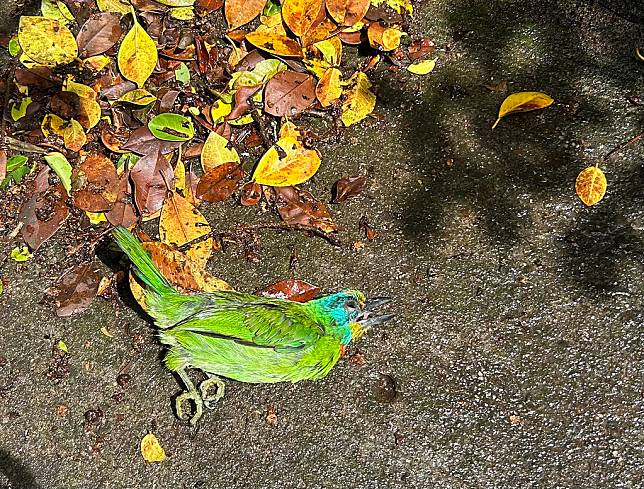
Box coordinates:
[364,297,391,311]
[355,297,394,330]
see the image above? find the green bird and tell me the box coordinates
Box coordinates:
[112,227,393,424]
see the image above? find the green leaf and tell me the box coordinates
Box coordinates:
[148,113,194,142]
[11,97,32,121]
[264,0,281,16]
[10,246,32,262]
[44,152,72,195]
[0,155,31,190]
[41,0,74,25]
[116,152,140,173]
[175,62,190,84]
[8,37,20,57]
[58,340,68,352]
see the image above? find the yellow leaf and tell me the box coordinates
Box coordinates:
[81,54,111,72]
[100,326,113,338]
[282,0,324,37]
[63,118,87,152]
[245,31,303,58]
[116,88,157,106]
[407,58,436,75]
[211,99,232,123]
[201,131,240,173]
[492,91,554,129]
[141,433,166,463]
[118,13,158,88]
[96,0,130,15]
[170,7,195,20]
[367,23,404,51]
[312,37,342,66]
[18,16,78,67]
[575,166,607,206]
[253,125,321,186]
[341,71,375,126]
[159,191,213,269]
[11,97,32,121]
[63,78,101,129]
[42,113,66,137]
[129,242,231,310]
[174,156,186,193]
[86,211,107,224]
[316,67,342,107]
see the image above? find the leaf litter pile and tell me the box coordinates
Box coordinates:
[0,0,437,315]
[0,0,618,317]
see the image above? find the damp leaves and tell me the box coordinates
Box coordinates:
[492,91,554,129]
[118,11,158,88]
[576,165,607,206]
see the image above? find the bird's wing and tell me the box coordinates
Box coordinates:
[166,291,325,350]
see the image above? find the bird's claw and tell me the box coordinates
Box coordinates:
[175,389,204,426]
[199,375,225,410]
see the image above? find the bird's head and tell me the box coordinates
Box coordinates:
[313,290,394,344]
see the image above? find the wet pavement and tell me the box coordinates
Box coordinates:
[1,1,643,488]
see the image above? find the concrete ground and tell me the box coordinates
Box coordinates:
[1,1,643,488]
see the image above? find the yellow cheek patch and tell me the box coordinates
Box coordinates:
[350,322,365,341]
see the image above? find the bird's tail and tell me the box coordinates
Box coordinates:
[112,226,176,297]
[113,226,200,328]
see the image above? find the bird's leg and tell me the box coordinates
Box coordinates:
[199,373,226,410]
[174,369,204,425]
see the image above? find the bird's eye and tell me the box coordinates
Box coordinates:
[345,299,358,310]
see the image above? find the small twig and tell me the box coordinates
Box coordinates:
[603,129,644,161]
[4,136,49,154]
[248,100,274,149]
[178,222,342,251]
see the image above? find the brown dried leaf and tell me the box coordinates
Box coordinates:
[72,154,119,212]
[264,71,316,117]
[130,147,174,216]
[129,242,232,310]
[76,12,123,58]
[282,0,324,37]
[240,181,262,206]
[224,0,265,29]
[196,162,244,203]
[273,186,336,233]
[105,171,138,227]
[326,0,370,26]
[332,175,366,203]
[19,169,69,251]
[257,278,321,302]
[50,262,101,317]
